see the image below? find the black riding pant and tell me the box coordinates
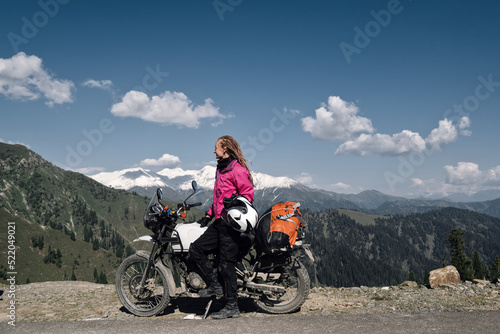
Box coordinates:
[189,219,240,299]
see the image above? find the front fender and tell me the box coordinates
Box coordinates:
[134,250,176,298]
[133,235,155,243]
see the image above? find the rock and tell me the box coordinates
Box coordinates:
[472,279,490,288]
[437,284,461,290]
[400,281,418,288]
[3,279,500,322]
[429,265,461,289]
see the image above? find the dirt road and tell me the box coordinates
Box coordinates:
[3,311,500,334]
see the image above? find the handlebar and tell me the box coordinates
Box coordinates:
[177,202,202,209]
[149,182,201,222]
[158,201,202,220]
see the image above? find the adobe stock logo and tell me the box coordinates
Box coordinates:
[241,108,299,161]
[213,0,243,21]
[384,74,500,192]
[339,0,407,64]
[63,64,168,169]
[8,0,71,53]
[65,119,115,168]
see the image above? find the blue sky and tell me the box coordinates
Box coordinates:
[1,0,500,198]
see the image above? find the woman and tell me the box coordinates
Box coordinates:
[189,135,254,319]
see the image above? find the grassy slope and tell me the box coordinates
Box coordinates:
[0,209,123,284]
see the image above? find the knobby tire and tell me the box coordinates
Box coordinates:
[115,253,170,317]
[254,260,310,314]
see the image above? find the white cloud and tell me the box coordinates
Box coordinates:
[72,166,106,174]
[335,118,470,156]
[458,116,472,136]
[409,162,500,198]
[425,118,458,151]
[0,52,74,106]
[140,153,181,168]
[301,96,374,141]
[336,130,426,156]
[82,79,113,90]
[409,177,491,198]
[0,138,30,148]
[302,96,472,156]
[110,90,229,128]
[444,162,500,186]
[296,172,317,188]
[327,182,355,193]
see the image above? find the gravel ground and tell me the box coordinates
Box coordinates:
[1,280,499,323]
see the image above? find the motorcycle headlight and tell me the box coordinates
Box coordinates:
[143,212,159,231]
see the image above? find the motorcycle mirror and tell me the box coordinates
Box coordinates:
[183,180,198,205]
[156,188,163,200]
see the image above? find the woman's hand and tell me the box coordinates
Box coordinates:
[198,215,212,227]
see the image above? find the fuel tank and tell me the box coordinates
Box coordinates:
[171,222,207,252]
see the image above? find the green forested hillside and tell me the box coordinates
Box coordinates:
[305,208,500,287]
[2,143,499,288]
[0,208,121,284]
[0,143,202,284]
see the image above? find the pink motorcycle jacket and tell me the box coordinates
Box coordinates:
[207,159,254,219]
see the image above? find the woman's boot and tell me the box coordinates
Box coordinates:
[212,298,240,319]
[198,272,223,298]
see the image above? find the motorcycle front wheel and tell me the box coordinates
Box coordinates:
[254,260,310,314]
[115,253,170,317]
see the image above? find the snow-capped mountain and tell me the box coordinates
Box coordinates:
[89,167,500,218]
[90,167,169,190]
[90,166,300,193]
[157,166,217,190]
[89,166,351,212]
[156,166,299,191]
[89,167,182,201]
[89,166,304,209]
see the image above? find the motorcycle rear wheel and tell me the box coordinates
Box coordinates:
[115,253,170,317]
[254,260,310,314]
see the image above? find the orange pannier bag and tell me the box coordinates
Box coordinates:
[255,202,305,254]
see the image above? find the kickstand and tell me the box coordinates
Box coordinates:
[202,299,213,319]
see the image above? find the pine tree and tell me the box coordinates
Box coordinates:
[423,269,430,286]
[490,256,500,281]
[93,268,98,283]
[472,251,487,279]
[125,245,134,257]
[31,236,38,248]
[38,236,44,250]
[99,271,108,284]
[446,228,473,281]
[92,238,99,250]
[408,270,418,283]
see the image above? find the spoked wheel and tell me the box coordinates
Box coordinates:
[254,260,310,314]
[115,253,170,317]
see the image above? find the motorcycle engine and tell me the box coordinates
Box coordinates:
[186,272,206,290]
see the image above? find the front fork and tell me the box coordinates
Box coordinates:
[138,225,167,295]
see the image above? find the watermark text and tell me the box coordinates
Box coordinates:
[6,222,17,326]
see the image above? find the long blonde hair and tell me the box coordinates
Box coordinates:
[218,135,254,186]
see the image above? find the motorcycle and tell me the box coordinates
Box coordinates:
[115,181,313,317]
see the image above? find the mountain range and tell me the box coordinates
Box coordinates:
[2,142,500,287]
[0,143,202,284]
[89,167,500,219]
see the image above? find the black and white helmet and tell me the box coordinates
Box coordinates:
[222,196,258,233]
